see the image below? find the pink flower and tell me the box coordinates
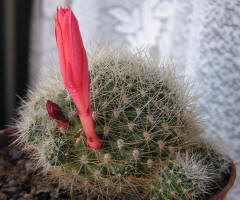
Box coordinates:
[46,100,68,128]
[54,6,101,149]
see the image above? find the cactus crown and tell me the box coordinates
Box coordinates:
[14,47,230,199]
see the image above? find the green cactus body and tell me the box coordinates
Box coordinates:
[15,47,229,199]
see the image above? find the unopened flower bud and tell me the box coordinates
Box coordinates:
[74,129,82,139]
[46,100,69,128]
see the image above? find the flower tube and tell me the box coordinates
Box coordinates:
[55,7,101,149]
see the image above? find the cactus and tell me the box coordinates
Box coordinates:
[14,7,230,200]
[14,47,230,199]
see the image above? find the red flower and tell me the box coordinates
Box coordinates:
[54,6,101,149]
[46,100,68,128]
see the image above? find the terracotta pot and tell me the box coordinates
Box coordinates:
[0,128,237,199]
[210,160,236,200]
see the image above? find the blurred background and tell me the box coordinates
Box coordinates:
[1,0,239,198]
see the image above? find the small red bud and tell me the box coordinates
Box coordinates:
[46,100,69,128]
[74,130,82,139]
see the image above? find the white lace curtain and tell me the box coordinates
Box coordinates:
[29,1,240,198]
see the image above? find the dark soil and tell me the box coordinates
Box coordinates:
[0,146,86,200]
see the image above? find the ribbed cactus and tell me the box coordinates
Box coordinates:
[14,7,230,200]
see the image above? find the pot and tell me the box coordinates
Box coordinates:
[0,128,237,199]
[210,160,236,200]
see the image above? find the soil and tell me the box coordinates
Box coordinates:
[0,146,86,200]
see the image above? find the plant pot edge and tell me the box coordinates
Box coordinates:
[210,160,236,200]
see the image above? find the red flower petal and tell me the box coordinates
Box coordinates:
[54,7,101,149]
